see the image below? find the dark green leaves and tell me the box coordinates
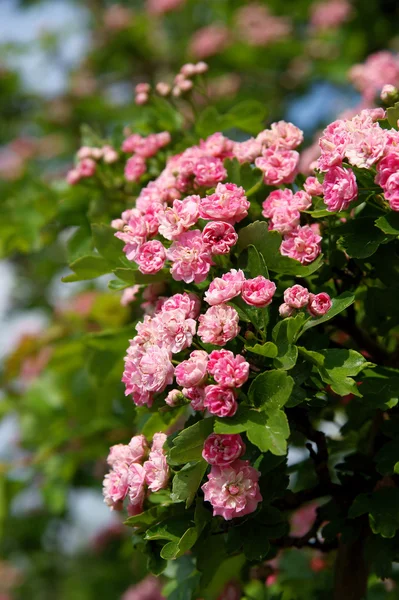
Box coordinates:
[238,221,323,276]
[168,419,214,465]
[375,212,399,235]
[62,255,111,282]
[196,101,267,138]
[301,292,355,333]
[248,370,294,411]
[171,460,208,507]
[224,160,263,196]
[349,488,399,538]
[386,102,399,128]
[272,313,305,370]
[337,217,390,259]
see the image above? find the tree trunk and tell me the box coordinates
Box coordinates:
[333,530,369,600]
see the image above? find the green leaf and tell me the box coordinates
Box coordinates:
[62,255,111,282]
[223,159,263,195]
[171,460,208,508]
[360,375,399,410]
[349,489,399,538]
[91,223,124,264]
[246,244,269,279]
[226,100,267,134]
[113,267,168,284]
[124,504,182,530]
[248,370,294,411]
[238,221,323,276]
[375,438,399,475]
[272,314,305,370]
[298,347,370,396]
[301,292,355,333]
[168,419,214,466]
[386,102,399,128]
[215,407,290,455]
[245,342,278,358]
[151,96,183,131]
[337,217,390,259]
[375,212,399,236]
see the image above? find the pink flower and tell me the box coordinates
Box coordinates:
[121,285,141,306]
[157,308,196,353]
[349,51,399,101]
[165,389,185,407]
[204,385,238,417]
[255,146,299,185]
[107,435,148,467]
[161,292,200,319]
[376,152,399,188]
[144,451,169,492]
[127,463,146,513]
[202,221,238,254]
[198,304,240,346]
[304,176,324,197]
[200,133,234,159]
[175,350,208,387]
[262,188,295,219]
[193,157,227,188]
[202,433,245,466]
[202,459,262,520]
[121,576,165,600]
[167,230,213,283]
[279,303,295,318]
[308,292,332,317]
[283,285,310,309]
[79,158,97,177]
[233,138,262,163]
[311,0,351,30]
[258,121,303,150]
[189,24,230,59]
[158,195,200,240]
[242,276,276,307]
[280,225,322,264]
[204,269,245,306]
[123,345,174,396]
[269,205,300,234]
[323,166,358,212]
[103,464,129,510]
[125,155,146,182]
[66,168,81,185]
[136,240,166,274]
[207,349,249,388]
[183,386,206,411]
[383,172,399,210]
[292,191,312,211]
[199,183,250,224]
[151,432,167,452]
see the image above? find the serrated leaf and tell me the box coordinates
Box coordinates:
[248,370,294,411]
[245,342,278,358]
[375,212,399,235]
[62,255,111,282]
[168,419,214,465]
[171,460,208,508]
[92,223,124,263]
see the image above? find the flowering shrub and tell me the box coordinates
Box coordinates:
[17,58,399,598]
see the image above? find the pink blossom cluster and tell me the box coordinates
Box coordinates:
[318,109,399,211]
[204,268,276,308]
[262,189,321,264]
[121,576,165,600]
[146,0,185,16]
[122,131,171,182]
[102,433,169,515]
[310,0,352,31]
[66,144,119,184]
[235,3,291,47]
[202,459,262,520]
[279,285,332,318]
[349,52,399,101]
[190,25,230,60]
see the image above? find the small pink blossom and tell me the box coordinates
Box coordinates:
[202,459,262,520]
[262,188,295,219]
[279,303,295,318]
[308,292,332,317]
[165,389,186,407]
[103,464,129,510]
[242,276,276,307]
[292,191,312,211]
[202,433,245,466]
[123,345,174,398]
[304,176,324,197]
[202,221,238,254]
[200,133,234,159]
[199,183,250,224]
[175,350,208,387]
[323,166,358,212]
[127,463,146,512]
[207,349,249,388]
[190,24,230,59]
[144,451,169,492]
[311,0,351,30]
[158,308,196,353]
[125,155,146,182]
[66,168,81,184]
[283,285,310,309]
[158,195,200,240]
[167,230,213,283]
[161,292,201,319]
[375,151,399,189]
[233,138,262,163]
[121,285,141,306]
[255,146,299,186]
[79,158,97,177]
[193,157,227,188]
[204,385,238,418]
[269,205,300,234]
[280,225,322,264]
[136,240,166,274]
[198,304,240,346]
[383,172,399,210]
[204,269,245,306]
[107,435,148,467]
[183,386,206,411]
[151,433,167,453]
[258,121,304,150]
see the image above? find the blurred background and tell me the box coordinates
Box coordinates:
[1,1,399,598]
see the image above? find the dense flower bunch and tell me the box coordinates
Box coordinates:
[349,51,399,102]
[62,65,399,598]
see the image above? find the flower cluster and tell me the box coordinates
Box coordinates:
[102,433,169,514]
[279,285,332,318]
[66,144,118,184]
[349,51,399,102]
[122,131,171,182]
[235,3,291,47]
[318,108,399,211]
